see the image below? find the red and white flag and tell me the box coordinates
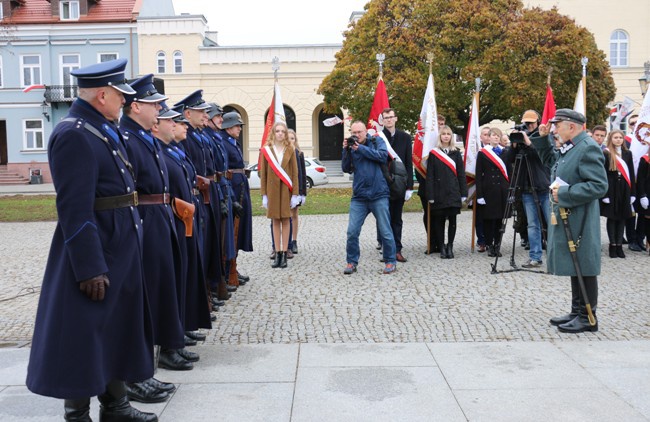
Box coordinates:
[412,73,439,176]
[541,84,556,125]
[629,87,650,175]
[22,84,45,93]
[463,91,481,199]
[367,78,390,137]
[322,116,343,127]
[259,81,286,166]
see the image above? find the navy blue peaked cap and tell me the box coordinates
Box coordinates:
[124,74,167,106]
[171,104,189,123]
[158,101,180,120]
[71,58,135,94]
[174,89,210,111]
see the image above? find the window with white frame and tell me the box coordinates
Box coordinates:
[157,51,166,73]
[609,30,628,67]
[24,120,45,150]
[173,51,183,73]
[99,53,118,63]
[21,55,42,87]
[61,54,80,99]
[60,1,80,20]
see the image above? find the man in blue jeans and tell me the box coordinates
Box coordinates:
[510,110,551,268]
[342,120,397,274]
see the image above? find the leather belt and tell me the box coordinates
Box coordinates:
[94,192,138,211]
[208,172,223,182]
[226,168,248,180]
[137,193,171,205]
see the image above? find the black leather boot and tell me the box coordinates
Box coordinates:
[271,251,282,268]
[616,244,625,258]
[99,380,158,422]
[487,245,495,257]
[126,380,168,403]
[158,348,193,371]
[64,398,91,421]
[279,251,288,268]
[447,243,454,259]
[440,244,448,259]
[609,244,617,258]
[550,277,580,326]
[291,240,298,254]
[558,276,598,333]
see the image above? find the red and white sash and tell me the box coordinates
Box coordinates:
[430,148,457,177]
[615,155,631,188]
[481,147,509,182]
[262,146,293,192]
[642,154,650,164]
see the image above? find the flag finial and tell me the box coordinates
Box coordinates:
[272,56,280,80]
[376,53,385,78]
[426,52,434,75]
[475,78,481,92]
[547,67,553,85]
[581,57,588,77]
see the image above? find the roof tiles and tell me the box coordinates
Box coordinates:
[3,0,139,24]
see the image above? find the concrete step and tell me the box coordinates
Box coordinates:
[319,160,344,178]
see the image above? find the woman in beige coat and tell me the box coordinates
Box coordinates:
[260,122,299,268]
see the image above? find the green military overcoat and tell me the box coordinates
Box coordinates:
[531,131,608,276]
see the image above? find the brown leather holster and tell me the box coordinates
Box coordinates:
[196,175,211,204]
[171,197,195,237]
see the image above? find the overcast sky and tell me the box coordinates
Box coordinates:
[171,0,369,46]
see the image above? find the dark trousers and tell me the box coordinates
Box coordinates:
[377,198,405,253]
[475,219,485,246]
[483,218,502,247]
[607,218,625,245]
[433,214,457,250]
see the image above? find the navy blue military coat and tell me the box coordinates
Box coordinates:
[27,99,153,399]
[222,131,253,251]
[120,115,184,349]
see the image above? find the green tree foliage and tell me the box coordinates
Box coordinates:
[318,0,615,135]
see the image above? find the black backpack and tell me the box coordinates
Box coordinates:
[381,158,408,201]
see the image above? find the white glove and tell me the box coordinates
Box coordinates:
[428,199,434,204]
[461,197,467,203]
[630,196,636,205]
[477,198,486,205]
[300,195,306,205]
[602,198,610,204]
[404,190,413,201]
[262,195,268,209]
[641,197,649,209]
[290,195,300,209]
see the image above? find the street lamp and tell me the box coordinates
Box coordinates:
[41,100,50,122]
[639,61,650,97]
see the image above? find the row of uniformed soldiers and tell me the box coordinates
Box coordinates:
[26,59,253,421]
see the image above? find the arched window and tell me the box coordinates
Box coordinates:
[157,51,166,74]
[609,30,628,67]
[264,105,296,132]
[173,51,183,74]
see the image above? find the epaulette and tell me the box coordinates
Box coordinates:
[60,117,84,130]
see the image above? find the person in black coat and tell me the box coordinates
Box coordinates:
[425,125,468,258]
[475,127,511,257]
[289,129,307,254]
[636,153,650,252]
[600,130,636,258]
[26,59,158,422]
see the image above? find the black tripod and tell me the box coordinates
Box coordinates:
[491,153,546,274]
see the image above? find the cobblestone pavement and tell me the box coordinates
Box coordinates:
[1,211,649,345]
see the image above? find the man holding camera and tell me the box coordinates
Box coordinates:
[509,110,551,268]
[342,120,397,275]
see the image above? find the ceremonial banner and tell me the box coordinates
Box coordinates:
[367,78,390,136]
[629,88,650,175]
[412,74,439,176]
[573,79,586,120]
[463,91,481,198]
[259,81,286,166]
[541,84,556,125]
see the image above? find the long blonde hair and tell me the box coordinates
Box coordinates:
[438,125,457,151]
[266,122,291,149]
[605,129,627,172]
[288,129,301,152]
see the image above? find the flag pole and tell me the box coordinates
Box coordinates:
[471,77,481,253]
[581,57,588,123]
[376,53,385,81]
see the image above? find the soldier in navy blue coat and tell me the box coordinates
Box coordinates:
[221,112,254,282]
[119,76,188,402]
[26,59,158,422]
[174,91,228,304]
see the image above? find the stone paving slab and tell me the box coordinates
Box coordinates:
[299,343,436,367]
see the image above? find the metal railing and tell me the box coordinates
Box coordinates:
[44,85,79,103]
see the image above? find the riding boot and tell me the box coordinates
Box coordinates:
[216,280,231,301]
[99,380,158,421]
[440,244,448,259]
[558,276,598,333]
[616,244,625,258]
[271,251,282,268]
[279,251,288,268]
[609,244,617,258]
[550,277,580,326]
[64,398,91,421]
[447,243,454,259]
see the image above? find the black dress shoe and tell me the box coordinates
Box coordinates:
[185,330,206,341]
[177,347,200,362]
[126,380,169,404]
[628,242,643,252]
[549,312,579,327]
[237,276,248,285]
[210,313,217,322]
[146,378,176,393]
[558,315,598,333]
[99,395,158,422]
[184,335,197,346]
[212,299,225,307]
[159,349,194,371]
[237,271,250,282]
[226,285,237,292]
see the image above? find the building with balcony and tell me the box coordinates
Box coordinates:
[0,0,141,182]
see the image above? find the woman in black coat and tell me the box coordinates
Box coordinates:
[425,126,468,258]
[475,127,511,257]
[600,130,635,258]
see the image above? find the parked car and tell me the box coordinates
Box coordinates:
[247,157,328,189]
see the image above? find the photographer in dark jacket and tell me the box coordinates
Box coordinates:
[508,110,551,268]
